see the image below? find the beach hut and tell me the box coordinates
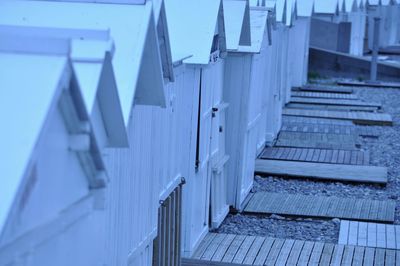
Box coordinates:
[290,0,314,87]
[367,0,400,49]
[223,2,270,210]
[0,32,118,265]
[0,1,169,265]
[165,0,229,257]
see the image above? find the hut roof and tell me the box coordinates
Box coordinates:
[223,0,251,51]
[165,0,223,65]
[0,0,166,125]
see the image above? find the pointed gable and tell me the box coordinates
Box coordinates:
[165,0,225,65]
[314,0,339,14]
[223,0,250,51]
[238,7,269,53]
[296,0,315,17]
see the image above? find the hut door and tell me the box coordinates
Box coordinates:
[208,60,229,229]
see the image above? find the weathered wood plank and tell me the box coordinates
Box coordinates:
[221,235,245,263]
[255,159,388,184]
[339,220,350,244]
[297,241,314,265]
[264,238,284,265]
[308,241,324,265]
[253,237,275,265]
[298,85,353,93]
[286,240,305,265]
[283,108,393,126]
[276,131,358,150]
[286,103,379,112]
[330,244,345,266]
[231,235,255,264]
[242,236,264,265]
[291,91,358,99]
[245,192,395,222]
[289,96,380,107]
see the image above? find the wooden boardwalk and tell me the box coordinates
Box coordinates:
[289,97,381,108]
[287,103,378,112]
[283,108,393,126]
[188,233,400,265]
[255,159,387,184]
[244,192,395,222]
[298,85,353,94]
[282,116,354,126]
[260,147,370,165]
[275,132,358,150]
[339,220,400,250]
[291,91,359,100]
[281,122,380,137]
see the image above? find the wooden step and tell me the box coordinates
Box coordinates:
[291,91,358,100]
[281,122,380,137]
[339,220,400,249]
[286,103,378,112]
[255,159,387,184]
[283,108,393,126]
[189,233,400,265]
[245,192,395,222]
[297,85,353,94]
[276,131,358,150]
[289,97,381,108]
[260,147,369,165]
[283,115,354,126]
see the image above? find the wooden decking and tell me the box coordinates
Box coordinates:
[289,97,381,108]
[298,85,353,94]
[287,103,379,112]
[244,192,395,222]
[255,159,387,184]
[260,147,370,165]
[283,108,393,126]
[291,91,359,99]
[282,115,354,126]
[187,233,400,265]
[281,121,380,137]
[339,220,400,249]
[275,131,358,150]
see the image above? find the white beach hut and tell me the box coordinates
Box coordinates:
[0,1,169,265]
[165,0,229,257]
[290,0,314,87]
[223,2,270,210]
[367,0,400,49]
[0,33,118,265]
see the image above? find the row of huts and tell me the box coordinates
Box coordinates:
[0,0,398,265]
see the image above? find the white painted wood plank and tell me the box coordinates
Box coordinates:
[339,220,350,245]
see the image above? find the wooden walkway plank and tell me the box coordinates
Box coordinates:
[352,246,366,266]
[255,159,388,184]
[286,240,305,265]
[319,243,335,265]
[341,245,355,266]
[297,241,315,266]
[202,234,227,260]
[339,220,350,245]
[283,108,393,126]
[245,192,395,222]
[275,239,295,265]
[263,238,285,265]
[386,249,397,266]
[286,103,378,112]
[211,234,236,261]
[253,237,275,265]
[289,96,380,107]
[298,85,353,94]
[221,235,246,263]
[291,91,358,99]
[242,236,265,265]
[363,247,376,266]
[308,241,324,265]
[193,233,217,259]
[231,235,255,264]
[330,244,345,266]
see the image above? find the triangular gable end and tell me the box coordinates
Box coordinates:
[218,0,228,58]
[134,11,166,107]
[95,52,129,147]
[155,0,175,82]
[240,1,252,46]
[223,0,249,50]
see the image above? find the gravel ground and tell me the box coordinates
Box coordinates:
[215,80,400,243]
